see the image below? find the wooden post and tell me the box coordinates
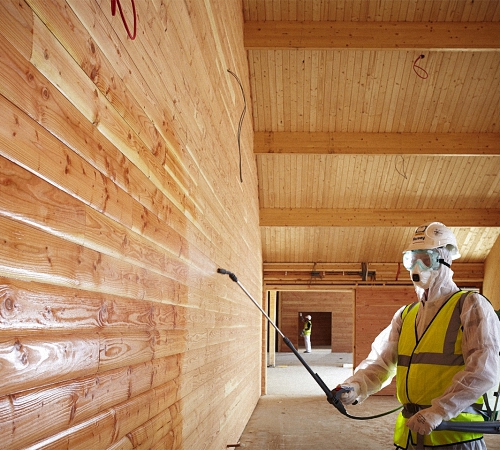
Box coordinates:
[268,291,277,367]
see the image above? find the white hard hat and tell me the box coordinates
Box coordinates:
[305,315,311,320]
[403,222,460,260]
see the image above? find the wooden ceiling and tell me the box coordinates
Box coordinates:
[242,0,500,287]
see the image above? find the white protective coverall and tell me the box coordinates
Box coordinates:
[342,247,500,450]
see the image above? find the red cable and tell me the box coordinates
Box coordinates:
[413,54,428,79]
[111,0,136,40]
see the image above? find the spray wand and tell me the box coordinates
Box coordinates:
[217,268,400,420]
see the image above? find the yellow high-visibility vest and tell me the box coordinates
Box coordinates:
[394,291,484,448]
[303,320,312,336]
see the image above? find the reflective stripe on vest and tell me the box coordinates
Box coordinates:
[394,291,484,448]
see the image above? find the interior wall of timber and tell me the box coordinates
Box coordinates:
[484,235,500,311]
[354,286,415,396]
[0,1,263,449]
[278,291,353,352]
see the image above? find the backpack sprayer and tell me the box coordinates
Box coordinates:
[218,268,500,434]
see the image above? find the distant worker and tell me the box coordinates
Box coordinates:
[301,314,312,353]
[336,222,500,449]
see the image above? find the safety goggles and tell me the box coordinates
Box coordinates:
[402,249,441,271]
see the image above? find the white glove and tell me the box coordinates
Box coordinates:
[406,409,442,435]
[334,383,359,405]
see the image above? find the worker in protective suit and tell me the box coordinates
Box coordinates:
[337,222,500,449]
[301,314,312,353]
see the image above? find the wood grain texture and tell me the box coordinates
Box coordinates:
[0,1,261,449]
[244,21,500,49]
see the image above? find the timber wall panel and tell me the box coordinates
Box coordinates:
[0,1,261,449]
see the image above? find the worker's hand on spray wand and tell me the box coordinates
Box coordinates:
[406,408,443,435]
[332,384,360,405]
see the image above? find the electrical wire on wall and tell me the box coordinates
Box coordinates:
[111,0,137,40]
[395,155,408,179]
[227,69,247,183]
[412,54,428,79]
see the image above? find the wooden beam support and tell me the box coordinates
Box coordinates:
[260,208,500,227]
[254,132,500,155]
[263,262,484,289]
[244,21,500,50]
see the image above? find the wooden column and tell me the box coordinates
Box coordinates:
[268,291,277,367]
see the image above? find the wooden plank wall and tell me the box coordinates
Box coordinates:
[484,235,500,310]
[279,291,353,352]
[354,286,415,396]
[0,1,262,449]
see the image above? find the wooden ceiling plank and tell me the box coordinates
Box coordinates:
[367,50,388,131]
[381,51,406,130]
[253,131,500,154]
[244,21,500,50]
[444,53,476,133]
[484,164,500,207]
[280,50,291,131]
[492,2,500,21]
[464,157,498,209]
[415,52,444,132]
[321,51,332,130]
[259,208,500,227]
[289,49,298,131]
[248,51,263,130]
[262,51,273,131]
[458,52,495,131]
[370,51,391,131]
[304,49,316,131]
[333,50,346,130]
[243,1,500,22]
[409,53,441,132]
[298,48,307,131]
[429,52,455,131]
[346,51,359,132]
[354,50,371,132]
[269,50,279,130]
[453,53,490,131]
[398,52,422,132]
[476,58,500,132]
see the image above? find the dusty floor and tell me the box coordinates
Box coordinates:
[237,350,500,449]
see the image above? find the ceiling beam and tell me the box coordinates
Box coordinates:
[260,208,500,227]
[262,262,484,290]
[254,132,500,155]
[244,21,500,50]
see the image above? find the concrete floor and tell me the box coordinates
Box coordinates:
[237,350,500,449]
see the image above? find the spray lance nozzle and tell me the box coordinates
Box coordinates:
[217,268,238,282]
